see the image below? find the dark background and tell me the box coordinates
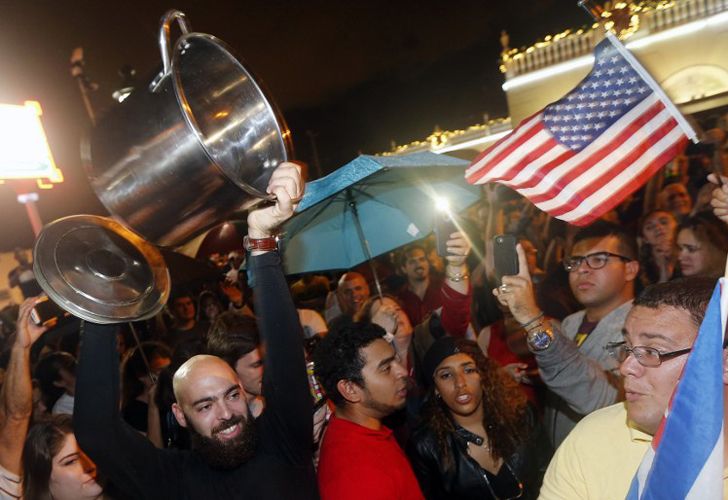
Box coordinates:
[0,0,589,250]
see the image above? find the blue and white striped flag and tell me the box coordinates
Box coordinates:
[627,279,726,499]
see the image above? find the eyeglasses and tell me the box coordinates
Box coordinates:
[562,252,631,272]
[605,341,692,367]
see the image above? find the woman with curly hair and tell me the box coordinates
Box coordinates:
[407,336,550,499]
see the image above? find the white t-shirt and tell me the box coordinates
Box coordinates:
[0,463,21,499]
[298,309,328,338]
[52,392,75,415]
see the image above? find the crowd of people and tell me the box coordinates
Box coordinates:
[0,134,727,499]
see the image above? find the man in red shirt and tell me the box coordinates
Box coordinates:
[396,244,444,327]
[314,322,424,500]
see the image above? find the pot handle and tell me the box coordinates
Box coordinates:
[149,9,191,92]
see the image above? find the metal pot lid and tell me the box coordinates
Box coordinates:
[33,215,170,324]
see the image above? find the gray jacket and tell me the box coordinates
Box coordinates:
[536,300,631,448]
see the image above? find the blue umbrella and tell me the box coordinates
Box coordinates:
[282,152,480,295]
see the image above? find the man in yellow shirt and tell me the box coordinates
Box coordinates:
[540,277,728,499]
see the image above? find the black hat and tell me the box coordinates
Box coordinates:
[423,336,460,382]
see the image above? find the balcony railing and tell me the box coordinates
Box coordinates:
[501,0,728,80]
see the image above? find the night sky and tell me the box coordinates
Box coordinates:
[0,0,588,251]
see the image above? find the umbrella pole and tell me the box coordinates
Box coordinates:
[347,190,384,299]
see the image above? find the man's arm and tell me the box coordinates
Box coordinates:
[0,298,46,475]
[533,327,621,414]
[247,162,312,465]
[74,322,170,500]
[495,245,620,414]
[709,173,728,225]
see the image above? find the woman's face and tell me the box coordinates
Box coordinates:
[49,433,103,500]
[203,298,222,321]
[677,228,710,277]
[433,353,483,419]
[642,211,677,247]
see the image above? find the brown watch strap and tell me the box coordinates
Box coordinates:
[243,235,278,252]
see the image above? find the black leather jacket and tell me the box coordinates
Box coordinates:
[407,408,551,500]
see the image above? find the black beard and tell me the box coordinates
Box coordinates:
[361,387,407,418]
[187,414,258,470]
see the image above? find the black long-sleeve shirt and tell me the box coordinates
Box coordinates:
[74,252,318,499]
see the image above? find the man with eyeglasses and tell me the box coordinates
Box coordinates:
[540,277,720,499]
[495,221,639,447]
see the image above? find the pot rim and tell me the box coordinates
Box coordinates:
[170,32,293,200]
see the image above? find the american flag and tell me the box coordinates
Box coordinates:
[626,279,726,499]
[465,34,693,226]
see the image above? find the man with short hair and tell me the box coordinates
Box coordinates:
[314,322,424,500]
[326,271,371,330]
[397,244,444,327]
[659,182,693,222]
[539,277,726,499]
[207,312,265,418]
[496,221,640,446]
[165,291,209,347]
[74,163,318,499]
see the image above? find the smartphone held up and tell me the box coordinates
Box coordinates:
[30,295,69,328]
[493,234,519,282]
[435,213,458,257]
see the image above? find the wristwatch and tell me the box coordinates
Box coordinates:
[243,235,279,253]
[527,324,554,352]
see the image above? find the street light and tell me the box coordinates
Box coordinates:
[0,101,63,236]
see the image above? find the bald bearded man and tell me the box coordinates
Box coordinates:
[74,163,318,499]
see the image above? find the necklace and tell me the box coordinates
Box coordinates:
[467,439,490,451]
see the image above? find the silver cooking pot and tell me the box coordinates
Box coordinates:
[83,9,292,247]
